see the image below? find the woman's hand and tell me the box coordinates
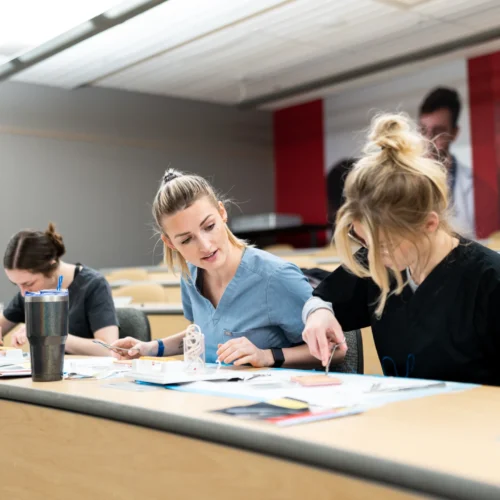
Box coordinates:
[110,337,157,360]
[217,337,274,368]
[10,326,27,348]
[302,309,347,366]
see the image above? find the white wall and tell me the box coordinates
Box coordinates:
[324,59,471,171]
[0,83,273,303]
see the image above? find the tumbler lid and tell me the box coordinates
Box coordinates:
[25,289,69,302]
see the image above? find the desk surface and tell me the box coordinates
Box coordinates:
[116,302,184,315]
[0,374,499,499]
[101,265,167,274]
[109,278,180,288]
[315,256,342,264]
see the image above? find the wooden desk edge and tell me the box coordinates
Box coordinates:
[0,384,497,500]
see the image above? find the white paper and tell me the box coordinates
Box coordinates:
[178,373,452,410]
[126,363,269,385]
[64,357,130,379]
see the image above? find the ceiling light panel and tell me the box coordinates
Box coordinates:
[98,0,425,97]
[12,0,289,87]
[0,0,123,62]
[9,0,500,107]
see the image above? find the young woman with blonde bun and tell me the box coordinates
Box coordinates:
[302,113,500,385]
[112,170,329,369]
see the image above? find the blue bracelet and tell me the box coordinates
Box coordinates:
[157,339,165,357]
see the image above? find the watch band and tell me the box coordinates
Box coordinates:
[271,347,285,368]
[156,339,165,357]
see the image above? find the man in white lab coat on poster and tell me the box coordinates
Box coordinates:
[419,87,475,238]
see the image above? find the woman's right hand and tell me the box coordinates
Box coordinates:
[110,337,157,360]
[302,309,347,366]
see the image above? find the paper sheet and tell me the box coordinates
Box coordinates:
[168,372,475,410]
[0,361,32,377]
[64,357,130,379]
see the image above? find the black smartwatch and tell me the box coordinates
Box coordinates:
[270,348,285,368]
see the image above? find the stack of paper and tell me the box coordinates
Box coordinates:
[0,361,31,377]
[64,357,131,380]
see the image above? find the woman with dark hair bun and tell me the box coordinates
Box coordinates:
[0,223,118,355]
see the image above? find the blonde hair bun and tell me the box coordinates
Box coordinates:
[366,113,425,158]
[334,112,451,317]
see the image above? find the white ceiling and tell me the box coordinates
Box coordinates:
[7,0,500,109]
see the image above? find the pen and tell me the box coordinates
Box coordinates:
[92,340,130,354]
[325,340,346,376]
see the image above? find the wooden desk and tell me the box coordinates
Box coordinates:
[315,256,342,265]
[109,278,180,289]
[100,265,167,274]
[121,303,183,315]
[0,375,499,499]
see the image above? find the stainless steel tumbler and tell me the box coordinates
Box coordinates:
[25,290,68,382]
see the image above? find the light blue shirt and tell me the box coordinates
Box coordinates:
[181,247,313,363]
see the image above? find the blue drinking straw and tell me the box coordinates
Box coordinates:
[57,275,63,292]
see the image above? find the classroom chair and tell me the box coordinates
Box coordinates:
[113,283,165,303]
[107,268,149,282]
[116,308,151,343]
[331,329,364,374]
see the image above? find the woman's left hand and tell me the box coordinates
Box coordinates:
[10,325,27,348]
[216,337,274,368]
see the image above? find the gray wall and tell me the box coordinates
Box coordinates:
[0,82,274,303]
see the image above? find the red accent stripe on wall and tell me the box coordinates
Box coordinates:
[468,51,500,238]
[273,100,327,246]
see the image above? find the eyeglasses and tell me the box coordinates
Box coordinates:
[348,225,400,255]
[348,225,367,248]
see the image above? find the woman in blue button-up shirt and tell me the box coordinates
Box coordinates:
[112,169,341,369]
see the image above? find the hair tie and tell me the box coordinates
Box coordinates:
[163,172,177,184]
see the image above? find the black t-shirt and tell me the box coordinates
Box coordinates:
[4,265,118,339]
[313,239,500,386]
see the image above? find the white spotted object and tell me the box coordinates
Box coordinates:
[183,324,205,373]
